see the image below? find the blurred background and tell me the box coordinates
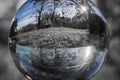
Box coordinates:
[0,0,120,80]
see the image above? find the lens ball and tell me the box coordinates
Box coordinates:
[9,0,108,80]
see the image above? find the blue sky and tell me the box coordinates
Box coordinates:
[16,1,39,30]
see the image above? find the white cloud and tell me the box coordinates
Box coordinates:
[17,14,37,30]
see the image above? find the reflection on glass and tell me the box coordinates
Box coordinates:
[9,0,108,80]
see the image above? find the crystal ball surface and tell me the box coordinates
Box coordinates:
[9,0,108,80]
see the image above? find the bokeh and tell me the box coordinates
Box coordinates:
[0,0,120,80]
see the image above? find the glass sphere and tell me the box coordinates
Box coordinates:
[9,0,108,80]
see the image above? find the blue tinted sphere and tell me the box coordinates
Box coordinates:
[9,0,108,80]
